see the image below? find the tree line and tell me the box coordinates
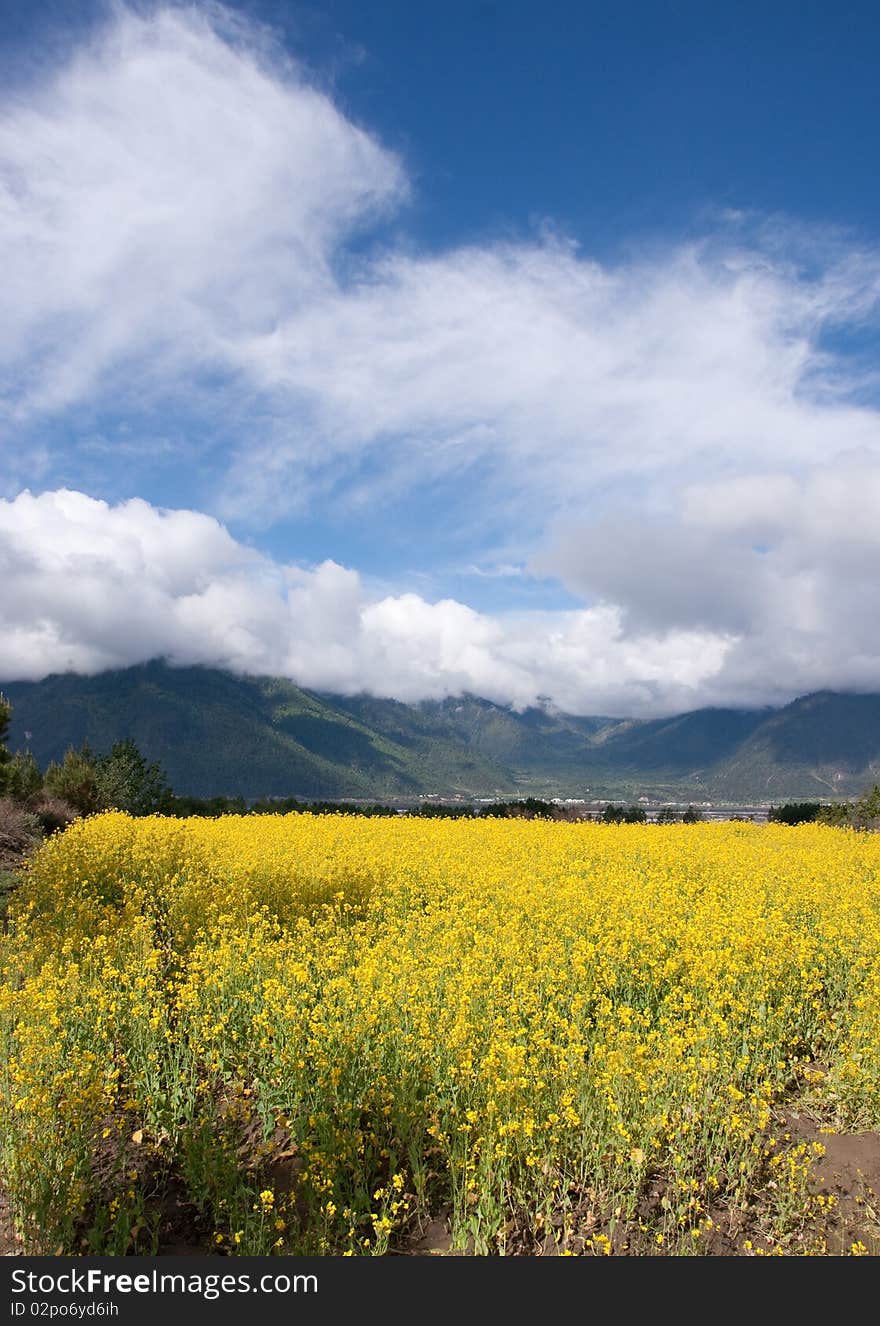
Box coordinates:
[768,791,880,830]
[4,690,880,844]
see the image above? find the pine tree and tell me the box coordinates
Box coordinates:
[0,694,11,793]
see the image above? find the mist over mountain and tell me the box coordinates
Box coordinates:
[3,662,879,802]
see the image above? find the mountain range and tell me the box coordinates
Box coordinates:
[3,661,880,802]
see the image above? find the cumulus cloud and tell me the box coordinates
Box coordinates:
[4,3,880,527]
[535,453,880,708]
[0,490,731,715]
[3,7,880,712]
[5,482,879,716]
[0,3,405,423]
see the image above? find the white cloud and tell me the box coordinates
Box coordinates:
[536,453,880,708]
[5,478,880,716]
[3,7,880,712]
[4,3,880,531]
[0,489,731,715]
[0,4,405,422]
[221,235,880,524]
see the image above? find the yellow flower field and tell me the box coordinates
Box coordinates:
[1,812,879,1255]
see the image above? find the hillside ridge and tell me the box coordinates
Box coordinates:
[3,661,879,801]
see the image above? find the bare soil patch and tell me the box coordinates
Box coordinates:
[783,1110,880,1254]
[2,1104,879,1255]
[0,1186,23,1256]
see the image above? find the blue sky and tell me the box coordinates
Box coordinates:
[12,1,879,252]
[2,1,880,713]
[264,0,880,252]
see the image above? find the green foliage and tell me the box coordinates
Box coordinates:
[44,740,172,817]
[0,694,11,789]
[601,804,648,824]
[768,802,823,825]
[411,803,477,819]
[681,805,704,824]
[519,797,556,819]
[817,802,853,827]
[165,794,249,817]
[44,746,100,816]
[480,798,557,819]
[851,784,880,830]
[4,750,43,806]
[94,739,172,816]
[0,695,47,808]
[163,795,407,819]
[248,797,400,818]
[816,785,880,830]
